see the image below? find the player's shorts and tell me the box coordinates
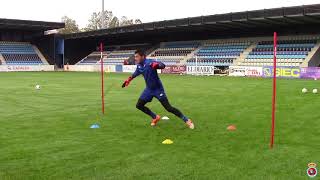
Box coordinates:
[139,88,167,102]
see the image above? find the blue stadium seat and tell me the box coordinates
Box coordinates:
[242,38,317,66]
[0,42,43,65]
[187,42,250,67]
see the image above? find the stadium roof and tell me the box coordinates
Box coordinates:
[0,18,65,31]
[65,4,320,39]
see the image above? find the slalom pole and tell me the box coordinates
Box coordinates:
[270,32,277,149]
[100,42,105,115]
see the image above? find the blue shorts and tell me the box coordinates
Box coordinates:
[139,88,167,102]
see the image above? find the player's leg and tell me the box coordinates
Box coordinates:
[136,89,161,126]
[159,97,187,122]
[159,97,194,129]
[136,98,157,119]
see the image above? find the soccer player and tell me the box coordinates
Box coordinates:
[122,50,195,129]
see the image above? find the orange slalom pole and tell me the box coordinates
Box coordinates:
[100,42,105,115]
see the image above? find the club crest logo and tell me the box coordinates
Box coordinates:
[307,163,317,178]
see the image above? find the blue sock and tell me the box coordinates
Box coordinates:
[150,112,157,119]
[181,115,189,122]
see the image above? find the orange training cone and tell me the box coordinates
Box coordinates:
[227,125,236,131]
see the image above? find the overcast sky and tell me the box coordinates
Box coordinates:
[0,0,319,28]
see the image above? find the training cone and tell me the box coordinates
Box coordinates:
[90,123,100,129]
[162,116,170,120]
[162,139,173,144]
[227,125,236,131]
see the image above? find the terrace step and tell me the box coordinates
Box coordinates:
[301,40,320,67]
[32,45,49,64]
[233,43,257,66]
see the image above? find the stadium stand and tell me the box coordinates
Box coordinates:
[0,42,47,65]
[76,35,320,68]
[78,51,110,64]
[148,41,200,65]
[187,40,251,67]
[103,49,135,65]
[77,44,153,65]
[78,50,135,65]
[75,35,320,68]
[65,4,320,68]
[239,36,320,67]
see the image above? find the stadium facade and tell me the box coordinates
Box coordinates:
[64,4,320,68]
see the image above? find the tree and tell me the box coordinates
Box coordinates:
[119,16,133,26]
[135,19,142,24]
[84,10,142,31]
[85,10,119,31]
[119,16,142,27]
[58,16,80,34]
[109,16,120,28]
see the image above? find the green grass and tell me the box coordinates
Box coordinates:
[0,72,319,180]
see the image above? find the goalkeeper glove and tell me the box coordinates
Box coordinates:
[122,76,133,88]
[150,62,160,69]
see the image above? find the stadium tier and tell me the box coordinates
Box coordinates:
[187,41,251,67]
[78,50,135,65]
[75,35,320,68]
[0,42,47,65]
[78,51,110,64]
[239,37,320,67]
[148,41,200,65]
[77,45,151,65]
[103,50,135,65]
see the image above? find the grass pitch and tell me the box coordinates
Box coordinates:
[0,72,319,180]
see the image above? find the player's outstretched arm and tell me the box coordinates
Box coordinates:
[151,61,166,69]
[122,66,141,88]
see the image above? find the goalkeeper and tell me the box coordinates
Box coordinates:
[122,50,194,129]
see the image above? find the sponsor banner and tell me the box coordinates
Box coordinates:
[105,65,115,73]
[229,66,246,77]
[115,65,123,73]
[0,65,54,72]
[65,65,116,72]
[187,66,215,76]
[229,66,263,77]
[65,65,96,72]
[245,67,263,77]
[301,67,320,79]
[122,65,136,73]
[122,65,161,74]
[262,66,301,78]
[162,65,186,74]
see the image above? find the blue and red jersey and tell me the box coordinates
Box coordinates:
[132,59,166,90]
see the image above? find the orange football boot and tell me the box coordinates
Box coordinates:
[151,115,161,126]
[186,119,195,129]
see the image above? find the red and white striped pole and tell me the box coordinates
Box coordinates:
[100,42,105,115]
[270,32,277,148]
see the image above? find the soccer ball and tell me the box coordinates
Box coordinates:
[313,89,318,94]
[302,88,308,93]
[35,85,41,90]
